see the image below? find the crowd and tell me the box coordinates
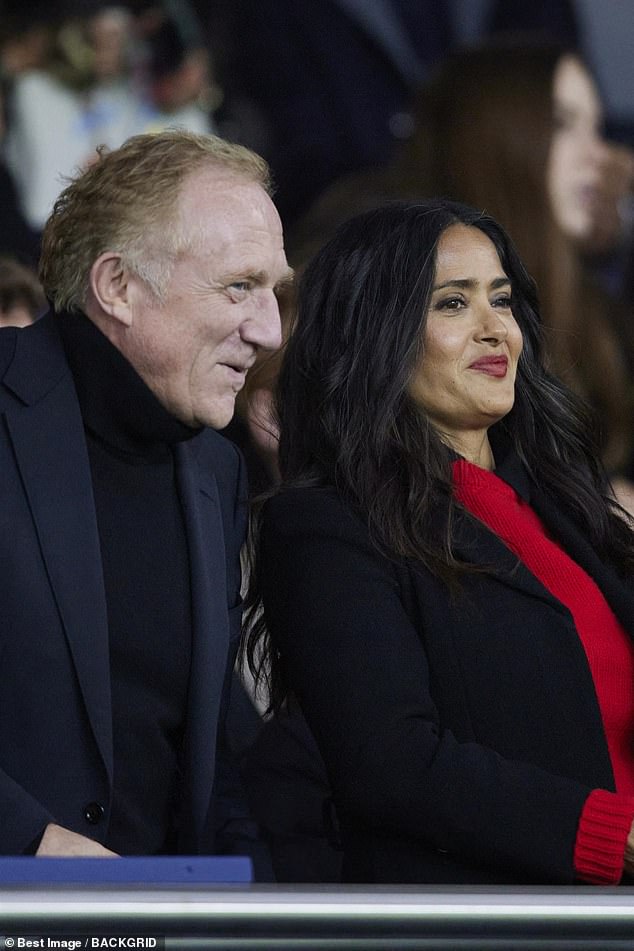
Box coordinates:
[0,0,634,888]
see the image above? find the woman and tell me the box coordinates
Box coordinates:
[245,199,634,885]
[288,43,634,481]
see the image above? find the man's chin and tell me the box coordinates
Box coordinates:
[198,397,239,432]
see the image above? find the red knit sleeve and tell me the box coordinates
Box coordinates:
[574,789,634,884]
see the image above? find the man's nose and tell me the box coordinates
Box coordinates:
[242,290,283,352]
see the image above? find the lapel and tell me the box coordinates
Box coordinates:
[2,316,113,783]
[450,503,573,618]
[175,437,231,846]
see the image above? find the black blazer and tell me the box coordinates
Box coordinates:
[260,462,634,884]
[0,313,248,854]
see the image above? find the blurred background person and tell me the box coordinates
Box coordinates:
[0,255,46,326]
[0,0,58,76]
[135,0,215,134]
[3,0,112,232]
[217,0,453,228]
[0,0,60,263]
[213,0,593,230]
[0,85,41,267]
[2,0,215,233]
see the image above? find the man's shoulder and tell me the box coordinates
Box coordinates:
[0,312,71,409]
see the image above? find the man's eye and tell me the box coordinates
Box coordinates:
[230,281,251,292]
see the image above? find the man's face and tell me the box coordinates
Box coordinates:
[122,170,290,429]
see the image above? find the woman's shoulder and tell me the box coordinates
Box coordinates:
[263,484,371,542]
[261,485,408,591]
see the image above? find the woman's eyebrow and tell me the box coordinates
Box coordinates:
[432,276,510,291]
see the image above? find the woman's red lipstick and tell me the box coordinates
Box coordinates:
[468,355,509,378]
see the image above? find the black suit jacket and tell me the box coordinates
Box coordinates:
[260,469,634,884]
[0,313,248,854]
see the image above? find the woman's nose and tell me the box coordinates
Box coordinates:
[475,305,508,344]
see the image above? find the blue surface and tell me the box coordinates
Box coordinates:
[0,856,252,883]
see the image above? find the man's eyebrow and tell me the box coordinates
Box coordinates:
[432,276,511,291]
[225,268,294,287]
[275,268,295,289]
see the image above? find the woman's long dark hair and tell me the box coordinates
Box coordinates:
[244,199,634,707]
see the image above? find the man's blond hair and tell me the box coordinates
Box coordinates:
[39,130,272,313]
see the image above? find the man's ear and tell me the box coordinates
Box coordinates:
[89,252,134,327]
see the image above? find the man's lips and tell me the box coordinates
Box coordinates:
[221,359,256,375]
[468,356,509,378]
[219,362,254,390]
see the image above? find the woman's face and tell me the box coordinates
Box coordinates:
[547,55,609,243]
[409,224,523,461]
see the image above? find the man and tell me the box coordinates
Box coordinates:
[0,130,290,856]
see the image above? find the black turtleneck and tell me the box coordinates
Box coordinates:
[58,310,199,854]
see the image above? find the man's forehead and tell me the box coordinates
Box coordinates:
[179,175,281,245]
[180,169,274,217]
[207,240,292,287]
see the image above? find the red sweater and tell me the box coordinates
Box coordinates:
[453,458,634,884]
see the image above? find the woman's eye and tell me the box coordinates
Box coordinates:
[492,295,513,308]
[437,297,465,311]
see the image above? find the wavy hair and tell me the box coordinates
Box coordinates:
[244,199,634,706]
[39,129,271,313]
